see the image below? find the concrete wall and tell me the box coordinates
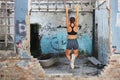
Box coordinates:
[15,0,31,58]
[30,12,93,55]
[110,0,120,53]
[95,1,110,64]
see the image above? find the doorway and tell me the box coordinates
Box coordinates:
[30,23,40,58]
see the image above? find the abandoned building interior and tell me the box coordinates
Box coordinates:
[0,0,120,80]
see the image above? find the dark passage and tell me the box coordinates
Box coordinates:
[30,24,40,58]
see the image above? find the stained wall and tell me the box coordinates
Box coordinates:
[30,12,93,55]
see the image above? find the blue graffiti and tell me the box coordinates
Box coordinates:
[40,27,92,55]
[15,0,30,59]
[41,28,67,54]
[15,20,26,43]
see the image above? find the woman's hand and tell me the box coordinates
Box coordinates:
[75,5,79,11]
[66,6,69,11]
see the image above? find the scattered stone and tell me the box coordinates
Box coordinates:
[0,53,120,80]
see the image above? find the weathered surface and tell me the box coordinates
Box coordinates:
[30,1,93,55]
[42,54,120,80]
[0,54,120,80]
[0,56,45,80]
[111,0,120,52]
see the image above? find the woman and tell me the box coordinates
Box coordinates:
[66,6,79,69]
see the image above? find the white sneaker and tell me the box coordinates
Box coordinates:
[70,54,75,69]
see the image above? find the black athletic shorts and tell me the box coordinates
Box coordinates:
[66,39,79,50]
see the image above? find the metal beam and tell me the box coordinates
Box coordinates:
[31,7,93,12]
[31,0,95,12]
[94,0,106,9]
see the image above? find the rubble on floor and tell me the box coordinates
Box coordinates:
[0,54,120,80]
[42,54,120,80]
[0,56,45,80]
[44,55,101,77]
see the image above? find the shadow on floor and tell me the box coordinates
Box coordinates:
[43,55,102,77]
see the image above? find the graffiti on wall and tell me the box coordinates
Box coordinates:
[15,20,26,48]
[15,20,30,58]
[40,26,67,54]
[30,12,93,55]
[39,23,92,54]
[15,0,31,58]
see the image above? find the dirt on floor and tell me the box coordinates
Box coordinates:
[44,55,102,77]
[0,54,120,80]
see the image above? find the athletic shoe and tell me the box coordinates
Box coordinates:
[70,54,75,69]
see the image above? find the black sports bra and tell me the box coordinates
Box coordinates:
[68,27,77,35]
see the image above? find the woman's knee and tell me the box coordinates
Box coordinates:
[73,49,79,57]
[66,49,71,55]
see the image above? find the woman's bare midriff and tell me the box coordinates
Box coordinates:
[68,35,77,39]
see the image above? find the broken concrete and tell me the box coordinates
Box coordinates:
[0,56,45,80]
[0,54,120,80]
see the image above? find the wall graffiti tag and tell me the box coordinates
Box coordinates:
[15,0,31,58]
[30,12,93,55]
[15,20,27,50]
[15,20,30,58]
[15,20,26,39]
[19,23,26,35]
[40,26,92,54]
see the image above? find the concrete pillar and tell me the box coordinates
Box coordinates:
[15,0,31,58]
[110,0,120,53]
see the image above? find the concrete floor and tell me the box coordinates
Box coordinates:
[44,55,102,77]
[0,54,120,80]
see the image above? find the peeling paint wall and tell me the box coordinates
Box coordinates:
[14,0,95,56]
[30,12,93,55]
[95,2,110,64]
[15,0,30,58]
[95,0,120,64]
